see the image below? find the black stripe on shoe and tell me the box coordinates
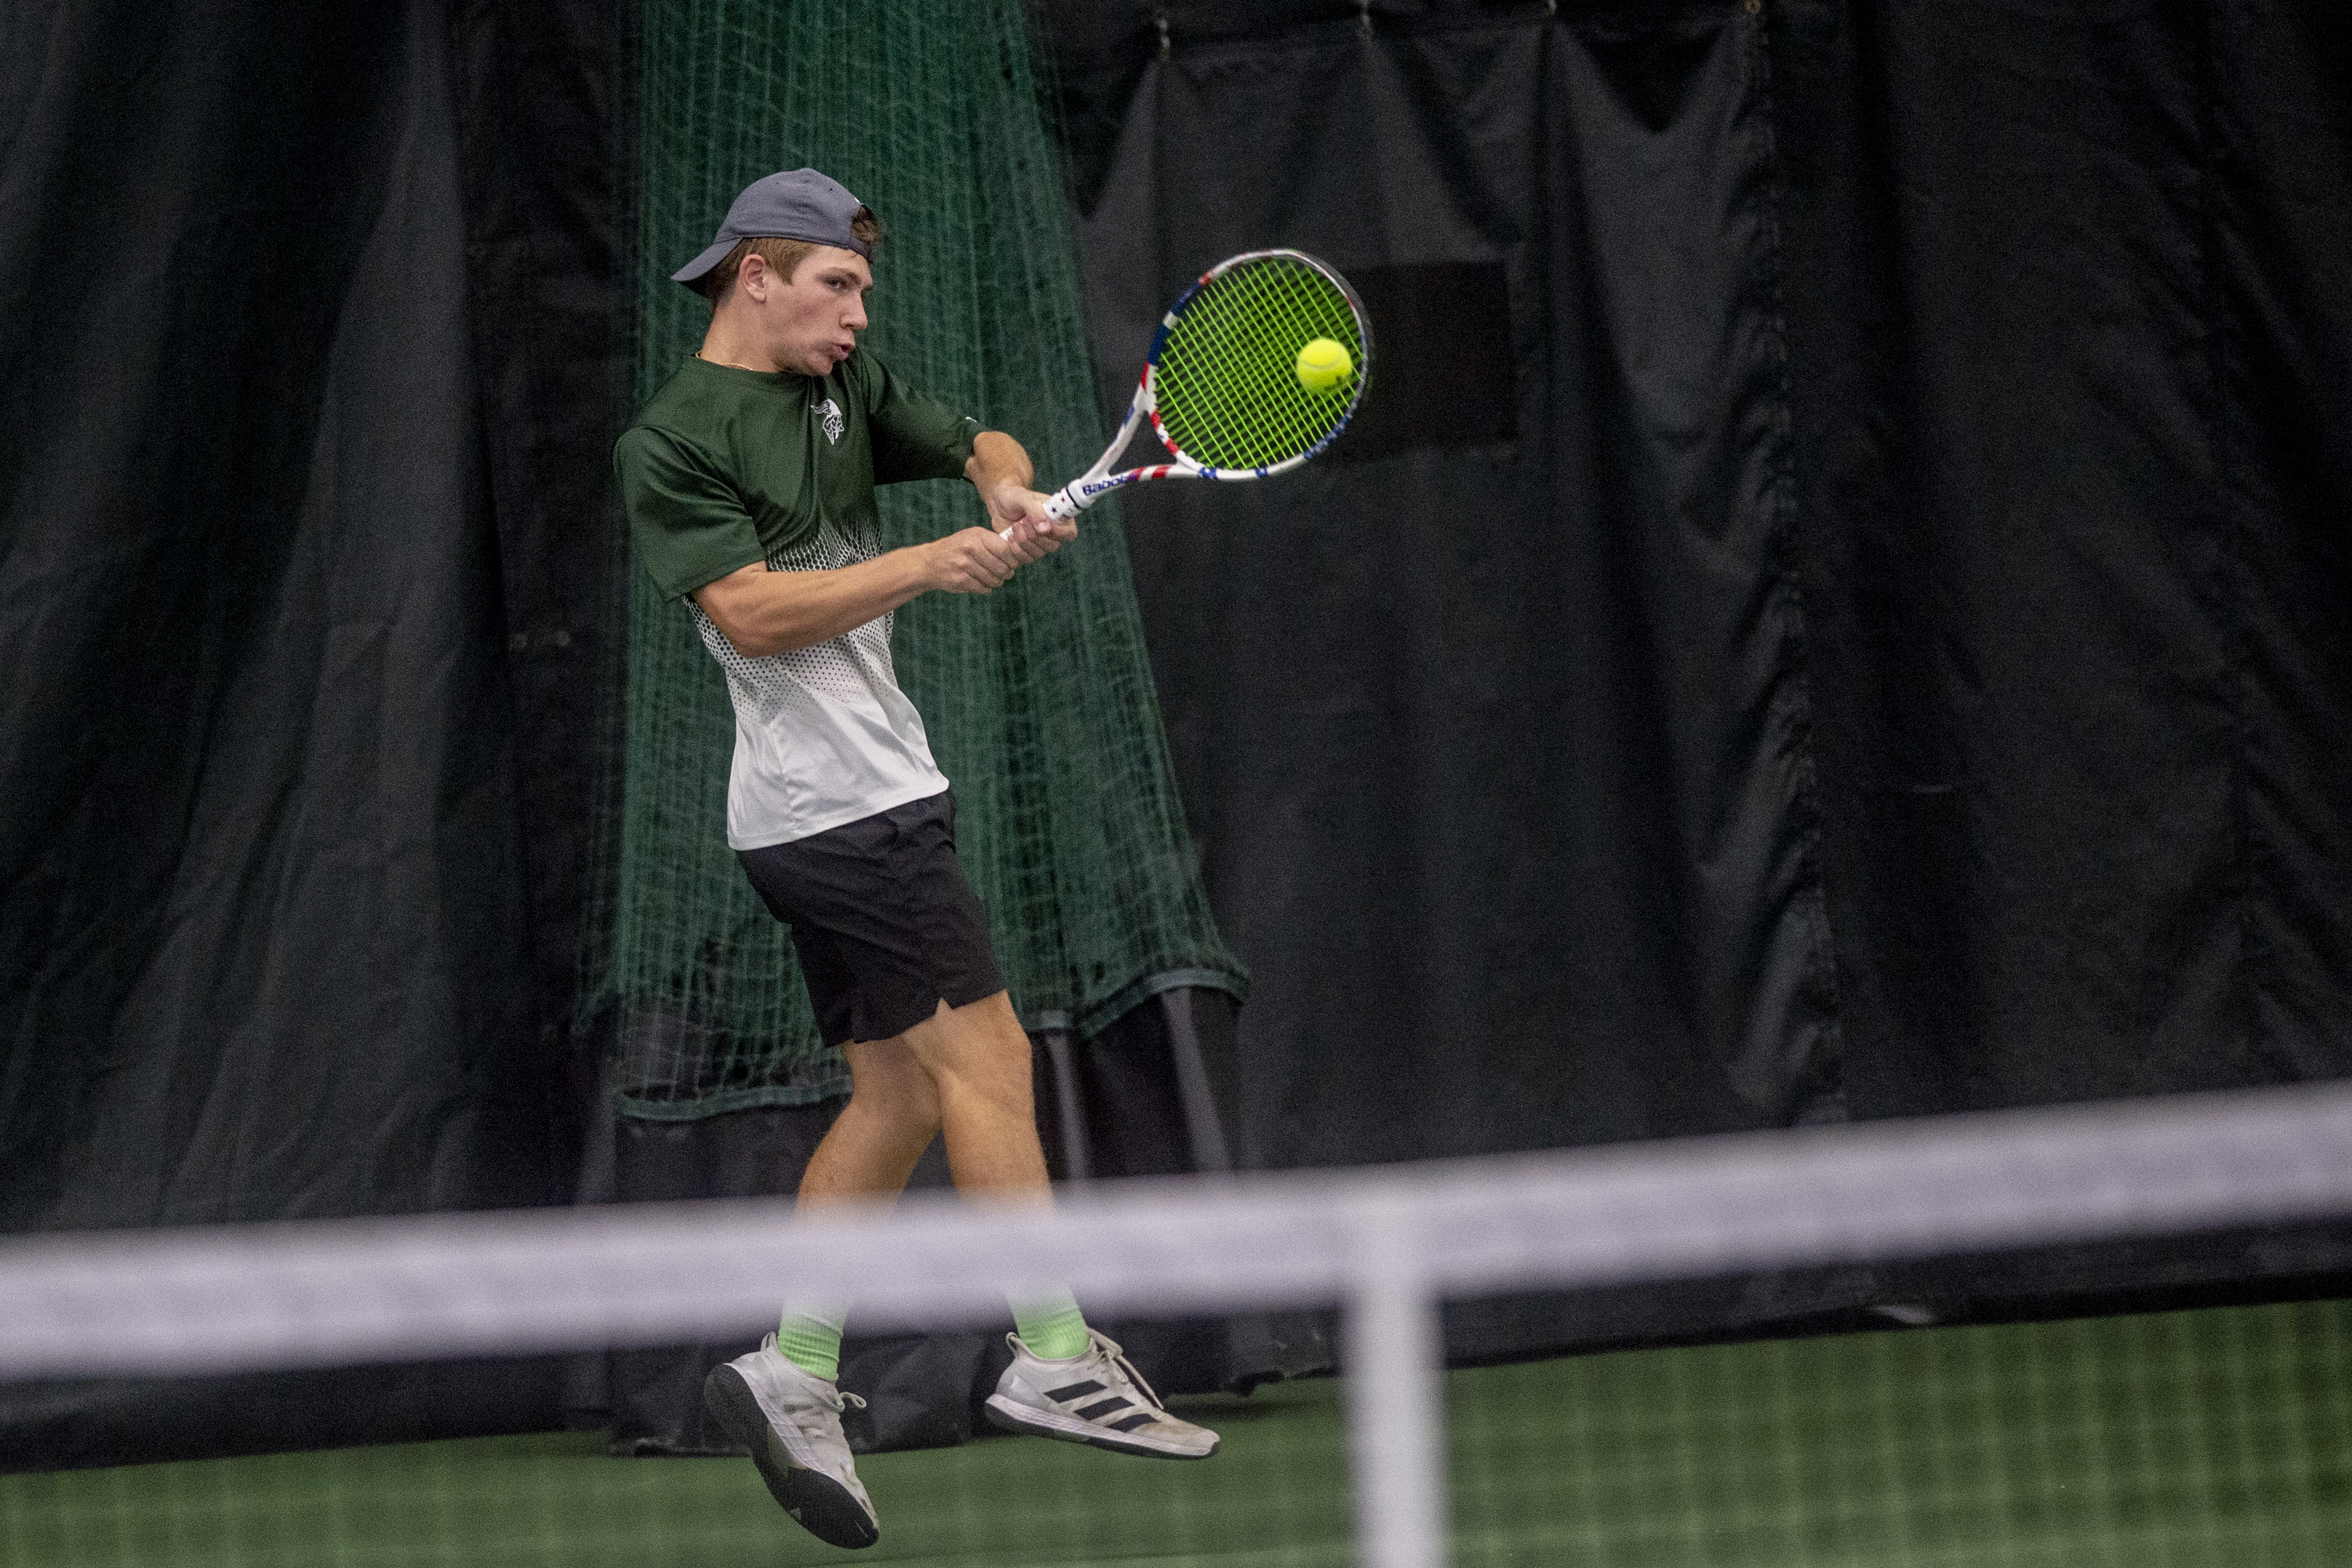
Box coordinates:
[1075,1397,1132,1420]
[1044,1379,1106,1401]
[983,1393,1218,1460]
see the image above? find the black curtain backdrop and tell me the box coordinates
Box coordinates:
[1048,0,2352,1351]
[1771,0,2352,1114]
[1068,2,1843,1172]
[0,0,623,1466]
[1,1,546,1233]
[4,0,2349,1467]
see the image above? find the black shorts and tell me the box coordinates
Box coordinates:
[735,790,1007,1049]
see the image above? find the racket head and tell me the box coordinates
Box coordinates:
[1144,250,1372,478]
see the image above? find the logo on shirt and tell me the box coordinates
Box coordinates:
[817,397,845,446]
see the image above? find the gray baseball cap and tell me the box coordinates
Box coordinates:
[672,168,872,288]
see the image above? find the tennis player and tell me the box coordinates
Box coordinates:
[612,169,1217,1550]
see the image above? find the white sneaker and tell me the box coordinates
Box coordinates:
[984,1330,1220,1459]
[702,1334,878,1548]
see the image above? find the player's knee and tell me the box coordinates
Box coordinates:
[908,992,1029,1072]
[848,1079,942,1142]
[844,1043,943,1135]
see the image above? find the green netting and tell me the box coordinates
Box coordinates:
[582,0,1244,1120]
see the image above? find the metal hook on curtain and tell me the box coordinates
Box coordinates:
[1154,7,1171,61]
[1358,0,1372,39]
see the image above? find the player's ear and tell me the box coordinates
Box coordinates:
[739,252,768,302]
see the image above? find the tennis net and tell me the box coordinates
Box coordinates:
[5,1082,2351,1566]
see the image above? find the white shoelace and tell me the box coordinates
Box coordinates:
[1086,1333,1166,1414]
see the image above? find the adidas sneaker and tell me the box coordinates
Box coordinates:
[984,1329,1219,1460]
[702,1334,879,1548]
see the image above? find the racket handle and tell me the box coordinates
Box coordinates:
[999,484,1085,540]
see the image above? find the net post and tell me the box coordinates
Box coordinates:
[1344,1198,1448,1568]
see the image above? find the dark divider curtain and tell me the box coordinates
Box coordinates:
[1770,0,2352,1113]
[0,0,622,1467]
[1069,9,1843,1343]
[1052,0,2352,1358]
[1767,0,2352,1307]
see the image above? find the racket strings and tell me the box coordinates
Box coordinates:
[1162,267,1353,464]
[1153,256,1365,471]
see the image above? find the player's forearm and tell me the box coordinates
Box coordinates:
[694,552,931,657]
[965,430,1034,504]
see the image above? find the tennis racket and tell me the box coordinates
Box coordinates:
[1003,248,1371,533]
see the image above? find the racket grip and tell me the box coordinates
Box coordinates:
[999,484,1084,540]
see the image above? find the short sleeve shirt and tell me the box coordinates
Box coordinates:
[614,351,983,849]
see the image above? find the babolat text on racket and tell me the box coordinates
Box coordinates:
[1016,249,1372,527]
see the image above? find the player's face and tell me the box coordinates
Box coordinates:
[758,247,872,377]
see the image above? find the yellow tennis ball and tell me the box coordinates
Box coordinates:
[1295,337,1354,394]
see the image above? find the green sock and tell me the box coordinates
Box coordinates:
[776,1303,846,1382]
[1011,1290,1090,1361]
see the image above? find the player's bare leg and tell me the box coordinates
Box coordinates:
[895,992,1219,1458]
[796,1036,945,1208]
[702,1039,929,1547]
[722,976,1217,1541]
[897,991,1053,1198]
[702,1034,952,1551]
[795,992,1046,1206]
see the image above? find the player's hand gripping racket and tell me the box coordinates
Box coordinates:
[1002,249,1371,534]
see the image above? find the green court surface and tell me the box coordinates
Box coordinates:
[6,1299,2348,1567]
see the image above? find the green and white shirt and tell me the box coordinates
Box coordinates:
[614,351,981,849]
